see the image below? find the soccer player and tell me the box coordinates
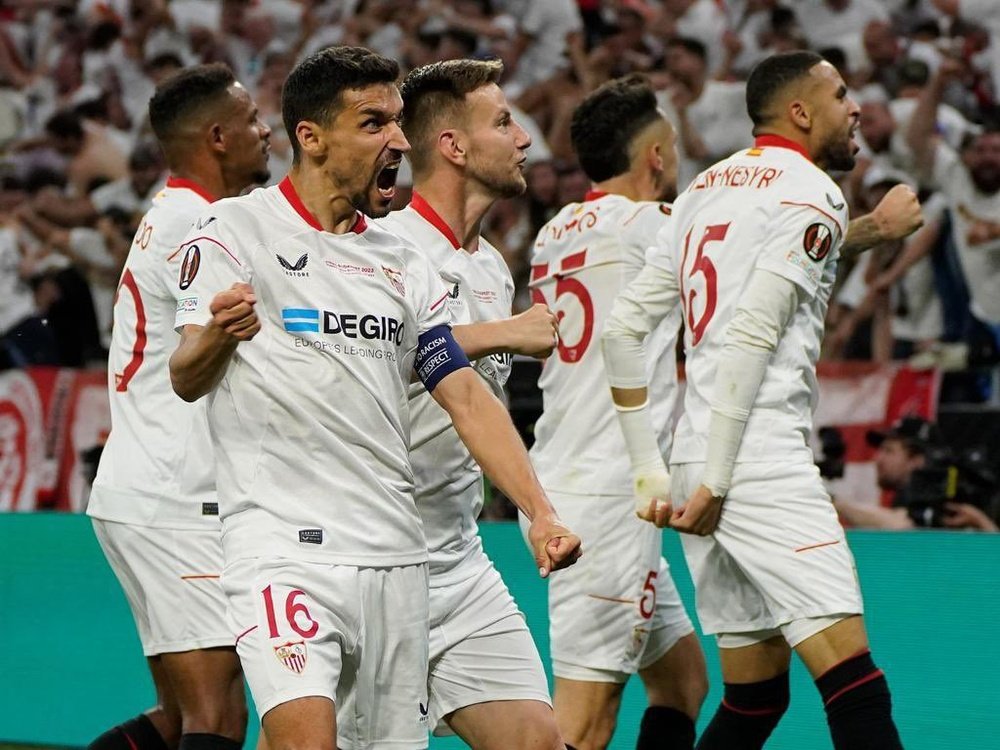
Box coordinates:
[168,46,581,750]
[86,64,271,750]
[376,58,565,749]
[602,52,917,750]
[528,75,707,750]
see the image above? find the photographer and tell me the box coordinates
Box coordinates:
[833,416,999,532]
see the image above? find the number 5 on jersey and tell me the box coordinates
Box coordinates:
[679,223,730,346]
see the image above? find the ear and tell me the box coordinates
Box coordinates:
[208,122,226,154]
[438,128,467,167]
[788,98,812,131]
[648,140,664,173]
[295,120,325,159]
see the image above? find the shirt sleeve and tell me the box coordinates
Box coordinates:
[755,185,847,298]
[409,249,454,334]
[173,210,250,331]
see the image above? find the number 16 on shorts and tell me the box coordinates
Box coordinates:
[261,583,320,674]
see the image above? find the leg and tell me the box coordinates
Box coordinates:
[696,635,792,750]
[552,678,624,750]
[792,616,904,750]
[261,697,337,750]
[447,699,564,750]
[159,647,248,741]
[636,633,708,750]
[86,656,181,750]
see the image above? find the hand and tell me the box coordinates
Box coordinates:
[209,282,260,341]
[942,502,999,531]
[669,84,695,112]
[509,303,559,358]
[634,466,672,527]
[527,512,582,578]
[670,484,724,536]
[871,269,896,293]
[966,220,1000,246]
[871,184,923,243]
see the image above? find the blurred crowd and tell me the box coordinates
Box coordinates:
[1,0,999,378]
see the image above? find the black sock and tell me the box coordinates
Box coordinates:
[637,705,696,750]
[816,651,903,750]
[178,735,241,750]
[87,714,169,750]
[696,671,790,750]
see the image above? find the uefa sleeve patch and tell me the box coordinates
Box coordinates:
[803,222,833,262]
[179,244,201,289]
[414,325,470,391]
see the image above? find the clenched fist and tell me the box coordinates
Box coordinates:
[527,512,582,578]
[210,282,260,341]
[871,184,923,243]
[509,303,559,359]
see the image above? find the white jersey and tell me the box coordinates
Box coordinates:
[88,177,219,529]
[931,142,1000,325]
[666,136,849,465]
[377,194,514,585]
[529,191,681,496]
[173,177,452,567]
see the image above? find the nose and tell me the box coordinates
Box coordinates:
[260,120,272,139]
[388,120,410,154]
[514,120,532,150]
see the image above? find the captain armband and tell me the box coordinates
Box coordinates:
[414,325,471,391]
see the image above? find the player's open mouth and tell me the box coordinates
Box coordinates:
[377,162,400,199]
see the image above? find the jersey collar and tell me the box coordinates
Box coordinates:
[409,191,462,250]
[753,134,813,163]
[278,176,368,234]
[165,176,217,203]
[583,189,608,201]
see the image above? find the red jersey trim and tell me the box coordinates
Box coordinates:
[753,134,813,163]
[278,176,367,234]
[584,189,608,202]
[410,191,461,249]
[166,176,216,203]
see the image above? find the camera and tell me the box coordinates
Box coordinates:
[895,444,998,527]
[816,426,847,480]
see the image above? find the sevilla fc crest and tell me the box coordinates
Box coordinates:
[382,265,406,296]
[274,640,307,674]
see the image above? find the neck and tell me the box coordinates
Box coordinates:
[170,158,230,200]
[754,128,814,163]
[411,171,496,252]
[593,168,659,203]
[286,163,361,234]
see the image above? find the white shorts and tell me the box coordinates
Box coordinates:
[529,491,695,683]
[427,551,551,735]
[92,518,231,656]
[671,461,864,645]
[224,557,430,750]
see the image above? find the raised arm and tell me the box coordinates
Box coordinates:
[841,183,924,260]
[451,302,558,359]
[170,283,259,401]
[906,58,963,180]
[601,259,681,526]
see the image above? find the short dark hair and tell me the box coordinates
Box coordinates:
[570,74,661,183]
[666,37,707,63]
[281,46,399,161]
[45,110,84,141]
[148,63,236,143]
[746,51,825,128]
[399,58,503,174]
